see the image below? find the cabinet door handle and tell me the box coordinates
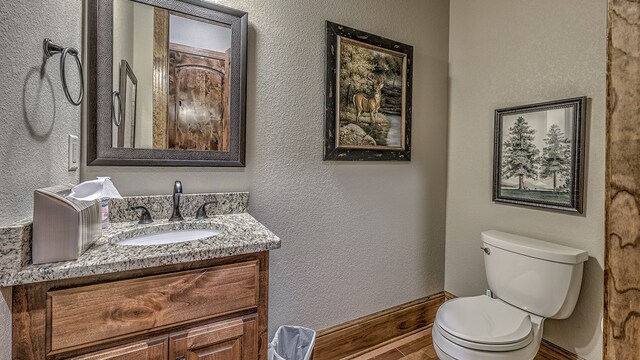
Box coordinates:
[176,356,186,360]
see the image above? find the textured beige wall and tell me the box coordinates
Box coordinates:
[0,1,82,225]
[0,1,82,357]
[82,0,450,341]
[4,0,606,358]
[0,0,449,356]
[446,1,606,359]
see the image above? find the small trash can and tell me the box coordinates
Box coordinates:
[268,325,316,360]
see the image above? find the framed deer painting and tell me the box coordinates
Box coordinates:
[324,21,413,161]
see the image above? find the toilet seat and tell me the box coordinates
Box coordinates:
[432,325,541,360]
[435,295,534,351]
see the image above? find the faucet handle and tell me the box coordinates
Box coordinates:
[195,201,218,220]
[174,180,183,194]
[131,206,153,224]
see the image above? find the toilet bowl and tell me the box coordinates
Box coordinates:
[433,230,588,360]
[432,295,543,360]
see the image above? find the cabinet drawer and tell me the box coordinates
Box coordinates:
[48,261,259,353]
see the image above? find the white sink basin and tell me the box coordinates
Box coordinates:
[117,229,223,246]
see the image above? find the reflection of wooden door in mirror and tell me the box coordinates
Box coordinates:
[167,44,230,151]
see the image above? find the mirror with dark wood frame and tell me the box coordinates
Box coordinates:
[87,0,247,166]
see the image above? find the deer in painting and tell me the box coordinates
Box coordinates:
[353,76,384,124]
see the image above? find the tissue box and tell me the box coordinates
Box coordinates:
[32,184,102,264]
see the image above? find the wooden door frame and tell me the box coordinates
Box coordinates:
[605,0,640,358]
[152,8,169,149]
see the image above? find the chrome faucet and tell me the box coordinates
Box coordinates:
[169,180,184,221]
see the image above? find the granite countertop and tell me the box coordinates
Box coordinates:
[0,192,281,287]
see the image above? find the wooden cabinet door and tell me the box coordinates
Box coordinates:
[169,317,257,360]
[68,336,167,360]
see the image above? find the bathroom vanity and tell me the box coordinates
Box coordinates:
[0,192,280,360]
[13,253,268,360]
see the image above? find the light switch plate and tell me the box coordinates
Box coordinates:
[68,134,79,171]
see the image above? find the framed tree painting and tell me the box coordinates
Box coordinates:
[493,97,587,213]
[324,21,413,161]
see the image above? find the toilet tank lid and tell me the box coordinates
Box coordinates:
[481,230,588,264]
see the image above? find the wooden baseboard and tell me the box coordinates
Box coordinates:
[312,291,584,360]
[537,339,585,360]
[312,292,445,360]
[443,291,456,301]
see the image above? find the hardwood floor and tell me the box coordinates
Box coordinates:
[349,328,437,360]
[348,327,579,360]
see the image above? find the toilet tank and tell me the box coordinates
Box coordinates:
[481,230,588,319]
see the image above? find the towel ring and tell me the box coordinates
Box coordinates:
[112,91,122,127]
[43,38,84,106]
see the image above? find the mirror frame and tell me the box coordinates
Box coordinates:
[87,0,248,167]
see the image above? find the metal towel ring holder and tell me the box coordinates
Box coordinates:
[112,91,122,127]
[43,38,84,106]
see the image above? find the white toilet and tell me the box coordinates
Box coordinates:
[433,230,588,360]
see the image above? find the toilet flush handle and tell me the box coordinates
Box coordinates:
[481,246,491,255]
